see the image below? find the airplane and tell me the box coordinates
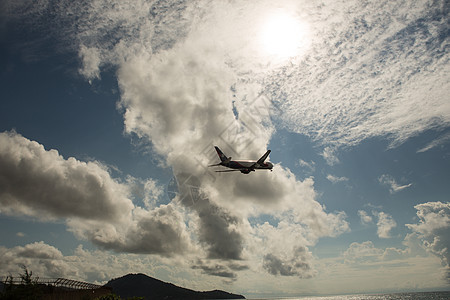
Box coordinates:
[209,146,273,174]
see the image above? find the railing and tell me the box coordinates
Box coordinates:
[0,277,103,290]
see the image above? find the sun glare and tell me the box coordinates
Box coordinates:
[259,13,309,60]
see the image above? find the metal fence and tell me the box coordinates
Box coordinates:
[0,276,103,290]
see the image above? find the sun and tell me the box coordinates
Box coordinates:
[259,12,309,60]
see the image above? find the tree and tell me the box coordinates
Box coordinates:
[0,266,43,300]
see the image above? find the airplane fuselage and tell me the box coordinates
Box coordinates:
[219,160,273,174]
[210,146,273,174]
[226,160,273,170]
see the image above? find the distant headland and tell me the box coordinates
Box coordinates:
[105,273,246,300]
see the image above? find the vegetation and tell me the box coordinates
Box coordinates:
[0,266,43,300]
[0,267,142,300]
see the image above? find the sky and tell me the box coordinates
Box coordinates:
[0,0,449,298]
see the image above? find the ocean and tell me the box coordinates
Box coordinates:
[248,291,450,300]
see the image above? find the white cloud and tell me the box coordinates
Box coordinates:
[78,45,101,81]
[0,125,350,280]
[6,0,447,291]
[358,210,373,224]
[373,211,397,239]
[113,9,350,279]
[378,174,412,194]
[357,209,396,238]
[310,238,446,295]
[0,242,72,279]
[406,201,450,282]
[417,132,450,153]
[5,0,449,151]
[343,241,384,265]
[0,242,187,285]
[0,131,191,257]
[265,0,450,148]
[3,0,353,281]
[127,176,165,208]
[326,174,349,184]
[321,147,340,166]
[298,159,315,173]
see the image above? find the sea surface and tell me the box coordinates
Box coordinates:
[248,291,450,300]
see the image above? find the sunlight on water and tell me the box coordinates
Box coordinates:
[250,291,450,300]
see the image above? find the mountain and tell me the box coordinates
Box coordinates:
[104,273,245,300]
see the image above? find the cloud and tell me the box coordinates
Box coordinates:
[326,174,349,184]
[16,241,64,260]
[263,246,315,278]
[0,242,72,279]
[0,241,247,289]
[342,240,412,267]
[343,241,384,265]
[0,128,347,276]
[417,132,450,153]
[0,131,133,221]
[406,201,450,282]
[314,237,446,294]
[265,0,450,148]
[78,45,101,81]
[67,204,191,256]
[373,211,397,239]
[3,0,353,281]
[191,260,249,280]
[358,210,373,224]
[0,131,191,257]
[356,209,396,238]
[378,174,412,194]
[321,147,340,166]
[113,11,350,278]
[176,175,245,261]
[298,159,315,173]
[4,0,449,150]
[127,177,165,208]
[0,242,157,283]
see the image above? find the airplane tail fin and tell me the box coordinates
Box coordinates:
[214,146,230,162]
[257,150,271,164]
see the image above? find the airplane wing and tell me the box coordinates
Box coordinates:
[257,150,271,164]
[215,169,242,172]
[208,163,223,167]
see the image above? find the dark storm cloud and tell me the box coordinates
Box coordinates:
[124,208,187,254]
[70,204,190,256]
[191,259,248,279]
[197,203,244,260]
[176,173,245,260]
[192,262,237,279]
[263,247,315,278]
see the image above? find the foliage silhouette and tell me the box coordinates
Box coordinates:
[0,266,43,300]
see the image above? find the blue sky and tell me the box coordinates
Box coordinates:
[1,0,449,298]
